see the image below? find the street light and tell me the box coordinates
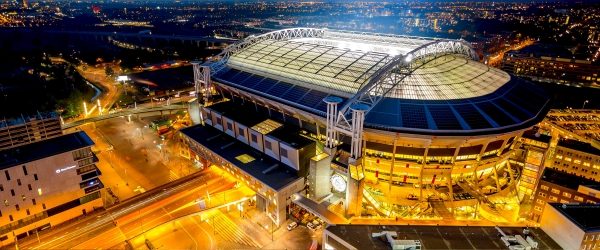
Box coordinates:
[83,101,88,117]
[582,100,589,109]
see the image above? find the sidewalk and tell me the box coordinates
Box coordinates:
[222,206,316,250]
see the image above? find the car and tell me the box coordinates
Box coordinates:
[287,221,298,231]
[308,219,321,231]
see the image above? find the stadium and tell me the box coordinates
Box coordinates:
[181,28,551,225]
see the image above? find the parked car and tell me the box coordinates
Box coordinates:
[308,219,321,231]
[287,221,298,231]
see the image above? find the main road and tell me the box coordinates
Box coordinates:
[15,167,252,250]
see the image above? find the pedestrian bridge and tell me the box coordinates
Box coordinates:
[62,105,187,129]
[291,194,348,225]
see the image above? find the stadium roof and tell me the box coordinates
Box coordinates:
[209,28,550,135]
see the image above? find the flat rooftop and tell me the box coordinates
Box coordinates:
[325,224,561,250]
[557,138,600,156]
[549,203,600,233]
[540,168,600,191]
[0,112,58,128]
[0,131,94,170]
[521,128,551,144]
[267,126,314,149]
[208,100,315,149]
[208,101,268,127]
[180,124,301,191]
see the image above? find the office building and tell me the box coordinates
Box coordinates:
[540,203,600,250]
[0,131,102,244]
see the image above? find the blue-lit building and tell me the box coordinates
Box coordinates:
[181,28,551,224]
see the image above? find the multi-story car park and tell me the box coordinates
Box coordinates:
[182,28,551,225]
[0,131,102,245]
[0,112,62,151]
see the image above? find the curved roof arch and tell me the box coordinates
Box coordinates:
[211,28,325,71]
[207,28,550,136]
[335,40,481,130]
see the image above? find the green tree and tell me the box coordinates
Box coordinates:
[105,66,114,77]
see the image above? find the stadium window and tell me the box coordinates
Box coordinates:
[22,165,28,176]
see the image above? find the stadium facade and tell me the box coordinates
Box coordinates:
[181,28,551,225]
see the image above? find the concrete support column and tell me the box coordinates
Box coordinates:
[492,163,502,192]
[309,151,334,200]
[345,158,364,218]
[472,142,489,183]
[349,104,368,159]
[447,173,454,213]
[389,139,397,192]
[420,147,429,201]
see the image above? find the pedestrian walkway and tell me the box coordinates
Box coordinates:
[211,211,262,248]
[168,170,179,182]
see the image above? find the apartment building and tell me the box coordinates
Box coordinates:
[531,168,600,222]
